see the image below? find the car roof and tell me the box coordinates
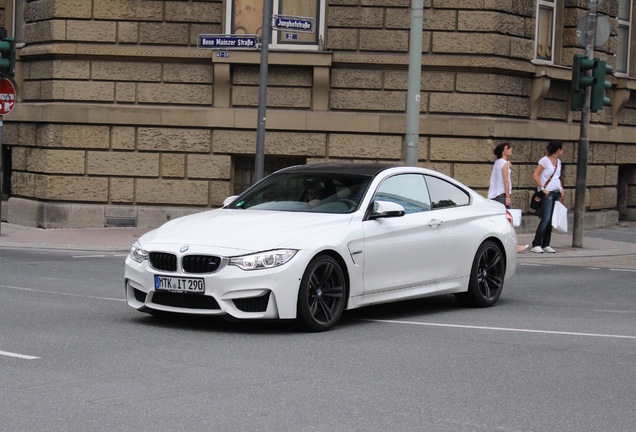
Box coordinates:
[279,162,401,177]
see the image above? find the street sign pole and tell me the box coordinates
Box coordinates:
[0,77,17,235]
[573,0,597,248]
[405,0,424,166]
[254,0,273,183]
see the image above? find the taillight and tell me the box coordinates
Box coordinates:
[505,210,513,225]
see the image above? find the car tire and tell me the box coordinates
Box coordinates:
[296,255,346,332]
[455,240,506,308]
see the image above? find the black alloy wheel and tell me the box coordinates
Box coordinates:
[455,240,506,307]
[296,255,346,332]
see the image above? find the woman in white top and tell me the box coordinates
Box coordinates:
[531,141,565,254]
[488,142,512,208]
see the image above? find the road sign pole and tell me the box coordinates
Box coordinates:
[405,0,424,166]
[254,0,273,183]
[0,77,18,234]
[573,0,597,248]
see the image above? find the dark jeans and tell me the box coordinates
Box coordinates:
[532,190,561,248]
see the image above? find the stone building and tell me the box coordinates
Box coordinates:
[0,0,635,228]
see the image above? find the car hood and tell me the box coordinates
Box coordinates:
[138,209,353,254]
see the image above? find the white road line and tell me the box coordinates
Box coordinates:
[72,254,108,258]
[0,350,39,360]
[356,318,636,340]
[610,268,636,273]
[1,284,125,302]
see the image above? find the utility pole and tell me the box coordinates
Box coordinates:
[254,0,273,182]
[404,0,424,166]
[572,0,597,248]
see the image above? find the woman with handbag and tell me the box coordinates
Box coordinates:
[488,142,512,208]
[531,141,565,254]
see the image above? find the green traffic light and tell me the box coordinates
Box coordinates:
[571,54,599,111]
[590,59,612,112]
[0,36,15,78]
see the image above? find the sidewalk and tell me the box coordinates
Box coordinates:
[1,222,636,269]
[516,224,636,269]
[0,223,149,252]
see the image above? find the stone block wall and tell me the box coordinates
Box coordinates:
[1,0,635,227]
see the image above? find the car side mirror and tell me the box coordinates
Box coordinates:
[223,195,239,207]
[369,200,406,220]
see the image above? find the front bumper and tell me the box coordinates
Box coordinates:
[124,253,307,320]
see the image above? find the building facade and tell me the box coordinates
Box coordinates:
[1,0,635,228]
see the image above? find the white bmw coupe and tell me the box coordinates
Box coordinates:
[125,163,517,331]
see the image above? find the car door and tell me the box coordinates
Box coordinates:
[362,173,452,294]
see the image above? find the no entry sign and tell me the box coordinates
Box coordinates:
[0,78,16,115]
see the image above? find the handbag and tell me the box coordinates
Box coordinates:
[530,168,556,211]
[530,190,543,210]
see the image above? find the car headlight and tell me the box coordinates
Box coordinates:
[129,242,149,263]
[229,249,297,271]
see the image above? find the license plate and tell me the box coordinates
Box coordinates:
[154,275,205,294]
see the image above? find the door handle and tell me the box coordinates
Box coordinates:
[428,219,443,227]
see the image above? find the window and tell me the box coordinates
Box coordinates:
[226,0,325,50]
[535,0,556,62]
[229,170,371,214]
[232,155,306,195]
[617,0,632,74]
[373,174,431,214]
[424,176,470,209]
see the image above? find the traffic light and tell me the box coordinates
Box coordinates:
[571,54,597,111]
[590,59,612,112]
[0,36,16,78]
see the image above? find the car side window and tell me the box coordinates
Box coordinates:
[424,175,470,209]
[373,174,431,214]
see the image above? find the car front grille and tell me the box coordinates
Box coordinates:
[182,255,221,273]
[149,252,177,272]
[233,292,270,313]
[151,292,220,310]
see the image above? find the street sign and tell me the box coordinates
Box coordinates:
[197,34,259,50]
[272,15,315,33]
[0,78,15,115]
[576,14,611,48]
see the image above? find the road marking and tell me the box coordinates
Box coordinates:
[1,284,125,302]
[0,350,39,360]
[609,268,636,273]
[357,318,636,340]
[72,254,108,258]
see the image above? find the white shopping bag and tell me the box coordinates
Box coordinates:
[509,209,522,227]
[551,201,568,233]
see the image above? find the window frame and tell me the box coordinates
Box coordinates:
[535,0,557,64]
[617,0,633,76]
[224,0,326,51]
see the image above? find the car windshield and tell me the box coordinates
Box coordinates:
[228,171,373,214]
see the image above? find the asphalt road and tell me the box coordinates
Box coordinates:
[1,248,635,432]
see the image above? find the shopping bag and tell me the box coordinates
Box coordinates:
[509,209,521,227]
[551,201,568,233]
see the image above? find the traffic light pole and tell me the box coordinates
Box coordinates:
[573,0,597,248]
